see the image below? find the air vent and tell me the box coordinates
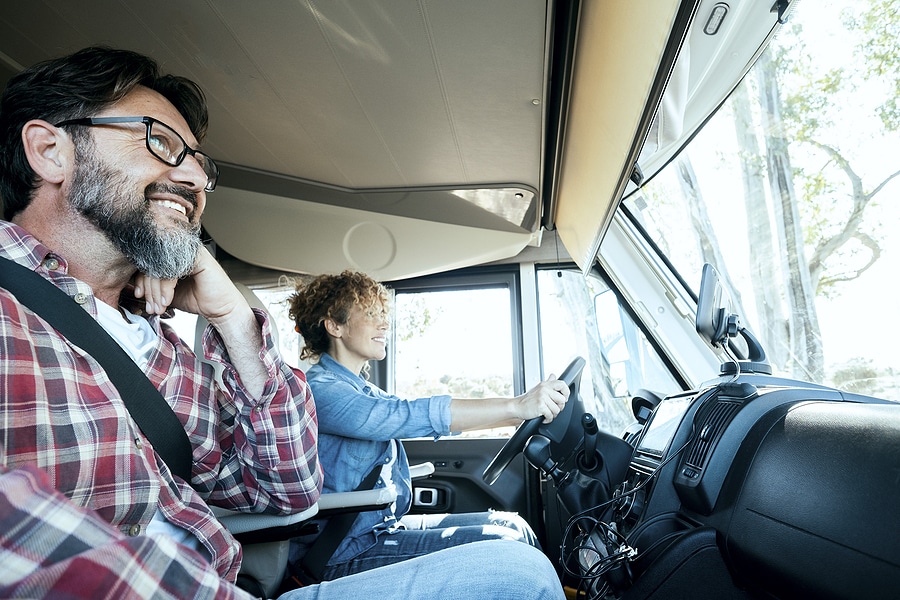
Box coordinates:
[675,385,759,514]
[684,399,742,474]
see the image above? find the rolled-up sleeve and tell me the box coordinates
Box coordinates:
[188,309,323,514]
[311,368,452,441]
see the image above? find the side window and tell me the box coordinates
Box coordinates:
[537,267,678,435]
[168,286,307,372]
[254,287,307,370]
[391,275,519,438]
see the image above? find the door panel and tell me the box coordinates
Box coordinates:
[402,438,534,519]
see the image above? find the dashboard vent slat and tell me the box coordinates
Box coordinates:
[684,400,742,471]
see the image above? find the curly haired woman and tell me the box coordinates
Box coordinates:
[286,270,569,581]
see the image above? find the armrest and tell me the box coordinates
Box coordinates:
[410,462,435,479]
[212,503,318,536]
[213,482,400,537]
[316,484,397,516]
[315,463,431,512]
[212,504,320,599]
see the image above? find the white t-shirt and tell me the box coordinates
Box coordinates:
[94,300,157,369]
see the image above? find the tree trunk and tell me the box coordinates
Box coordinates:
[675,156,747,320]
[756,52,825,381]
[730,82,789,369]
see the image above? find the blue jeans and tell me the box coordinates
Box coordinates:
[323,510,539,580]
[279,539,565,600]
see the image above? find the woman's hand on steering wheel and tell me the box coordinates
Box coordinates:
[514,375,570,423]
[482,357,586,485]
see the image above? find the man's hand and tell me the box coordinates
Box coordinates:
[132,247,249,322]
[132,247,267,398]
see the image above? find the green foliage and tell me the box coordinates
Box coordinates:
[848,0,900,131]
[405,373,512,399]
[394,294,438,342]
[766,0,900,298]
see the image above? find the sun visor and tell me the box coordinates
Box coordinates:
[554,0,684,272]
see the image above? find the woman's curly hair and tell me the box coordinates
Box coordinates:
[288,270,391,361]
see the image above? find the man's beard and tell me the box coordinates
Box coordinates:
[67,144,202,279]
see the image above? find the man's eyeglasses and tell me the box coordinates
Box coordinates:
[54,116,219,192]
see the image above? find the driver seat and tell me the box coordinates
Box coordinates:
[215,462,435,596]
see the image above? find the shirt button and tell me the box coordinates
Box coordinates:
[73,292,88,304]
[43,258,60,270]
[254,405,263,413]
[135,438,143,449]
[127,524,142,536]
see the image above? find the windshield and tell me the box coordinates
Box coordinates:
[624,0,900,400]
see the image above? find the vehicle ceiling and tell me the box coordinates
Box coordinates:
[0,1,784,281]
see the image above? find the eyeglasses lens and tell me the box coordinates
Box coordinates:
[148,120,218,191]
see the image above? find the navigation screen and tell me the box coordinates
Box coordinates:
[637,393,694,457]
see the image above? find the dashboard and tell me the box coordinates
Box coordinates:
[583,374,900,600]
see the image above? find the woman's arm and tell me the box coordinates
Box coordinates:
[448,377,570,432]
[313,374,451,440]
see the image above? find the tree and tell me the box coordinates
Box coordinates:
[754,49,824,381]
[394,294,436,342]
[730,83,789,369]
[722,0,900,381]
[778,1,900,297]
[831,358,889,397]
[852,0,900,132]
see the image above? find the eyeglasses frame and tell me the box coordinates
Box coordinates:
[53,115,219,192]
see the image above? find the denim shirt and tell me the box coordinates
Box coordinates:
[306,353,453,564]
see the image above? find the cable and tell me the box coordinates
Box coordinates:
[558,386,723,598]
[721,335,742,383]
[559,436,691,592]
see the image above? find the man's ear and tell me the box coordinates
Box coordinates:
[324,318,342,338]
[21,120,70,185]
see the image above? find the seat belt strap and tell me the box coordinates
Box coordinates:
[297,465,383,583]
[0,256,193,482]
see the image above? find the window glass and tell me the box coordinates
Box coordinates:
[166,287,305,371]
[392,286,516,437]
[623,0,900,400]
[165,310,197,350]
[537,268,678,434]
[254,287,306,370]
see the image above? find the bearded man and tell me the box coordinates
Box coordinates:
[0,44,323,585]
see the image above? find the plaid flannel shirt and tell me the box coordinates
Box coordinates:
[0,464,254,599]
[0,220,323,582]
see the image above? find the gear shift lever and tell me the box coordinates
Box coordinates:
[524,435,567,485]
[581,413,599,471]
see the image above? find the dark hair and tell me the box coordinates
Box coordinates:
[288,270,391,361]
[0,46,209,219]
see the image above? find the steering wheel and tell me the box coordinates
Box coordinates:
[482,357,586,485]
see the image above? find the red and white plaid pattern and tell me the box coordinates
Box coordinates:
[0,220,322,582]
